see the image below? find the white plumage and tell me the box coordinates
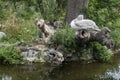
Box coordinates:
[70,15,101,31]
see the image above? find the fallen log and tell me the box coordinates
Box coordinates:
[75,27,114,49]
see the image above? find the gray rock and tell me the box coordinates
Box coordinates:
[0,32,6,40]
[44,49,64,66]
[21,49,45,63]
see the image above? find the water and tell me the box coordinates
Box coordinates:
[0,54,120,80]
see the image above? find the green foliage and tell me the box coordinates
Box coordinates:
[41,0,57,20]
[87,0,120,27]
[0,0,117,64]
[92,42,112,62]
[87,0,120,48]
[0,0,66,21]
[51,26,77,52]
[0,46,23,64]
[110,29,120,45]
[51,27,112,62]
[105,19,120,47]
[0,1,10,21]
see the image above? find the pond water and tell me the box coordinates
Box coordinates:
[0,53,120,80]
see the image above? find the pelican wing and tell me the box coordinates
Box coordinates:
[74,19,100,30]
[75,20,95,26]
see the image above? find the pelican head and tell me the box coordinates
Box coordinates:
[77,15,84,20]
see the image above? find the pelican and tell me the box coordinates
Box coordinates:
[70,15,101,31]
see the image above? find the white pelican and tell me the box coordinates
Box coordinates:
[70,15,101,31]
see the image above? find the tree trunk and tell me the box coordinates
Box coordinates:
[65,0,89,24]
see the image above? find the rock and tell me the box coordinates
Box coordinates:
[80,50,93,61]
[47,20,63,29]
[35,19,55,44]
[21,50,41,63]
[0,32,6,40]
[21,49,47,63]
[44,49,64,66]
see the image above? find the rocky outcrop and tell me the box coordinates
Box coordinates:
[19,44,64,66]
[44,49,64,66]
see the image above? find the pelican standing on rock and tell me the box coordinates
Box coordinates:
[70,15,101,31]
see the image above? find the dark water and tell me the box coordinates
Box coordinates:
[0,54,120,80]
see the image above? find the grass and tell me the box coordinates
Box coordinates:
[0,46,23,64]
[0,13,39,64]
[1,13,38,44]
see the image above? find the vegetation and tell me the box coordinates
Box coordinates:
[51,26,76,52]
[87,0,120,46]
[0,0,119,64]
[91,42,113,62]
[1,13,38,44]
[0,46,23,64]
[51,27,113,62]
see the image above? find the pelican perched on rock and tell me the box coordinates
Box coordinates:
[70,15,101,31]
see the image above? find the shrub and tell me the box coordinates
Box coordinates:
[92,42,113,62]
[51,26,77,52]
[110,28,120,48]
[87,0,120,27]
[51,27,113,62]
[108,20,120,48]
[0,46,23,64]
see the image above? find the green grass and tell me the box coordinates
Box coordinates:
[1,14,38,44]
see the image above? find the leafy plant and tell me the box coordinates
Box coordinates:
[51,26,77,52]
[87,0,120,27]
[0,46,23,64]
[92,42,113,62]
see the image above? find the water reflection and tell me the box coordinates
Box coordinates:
[98,64,120,80]
[0,54,120,80]
[107,71,120,80]
[1,75,12,80]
